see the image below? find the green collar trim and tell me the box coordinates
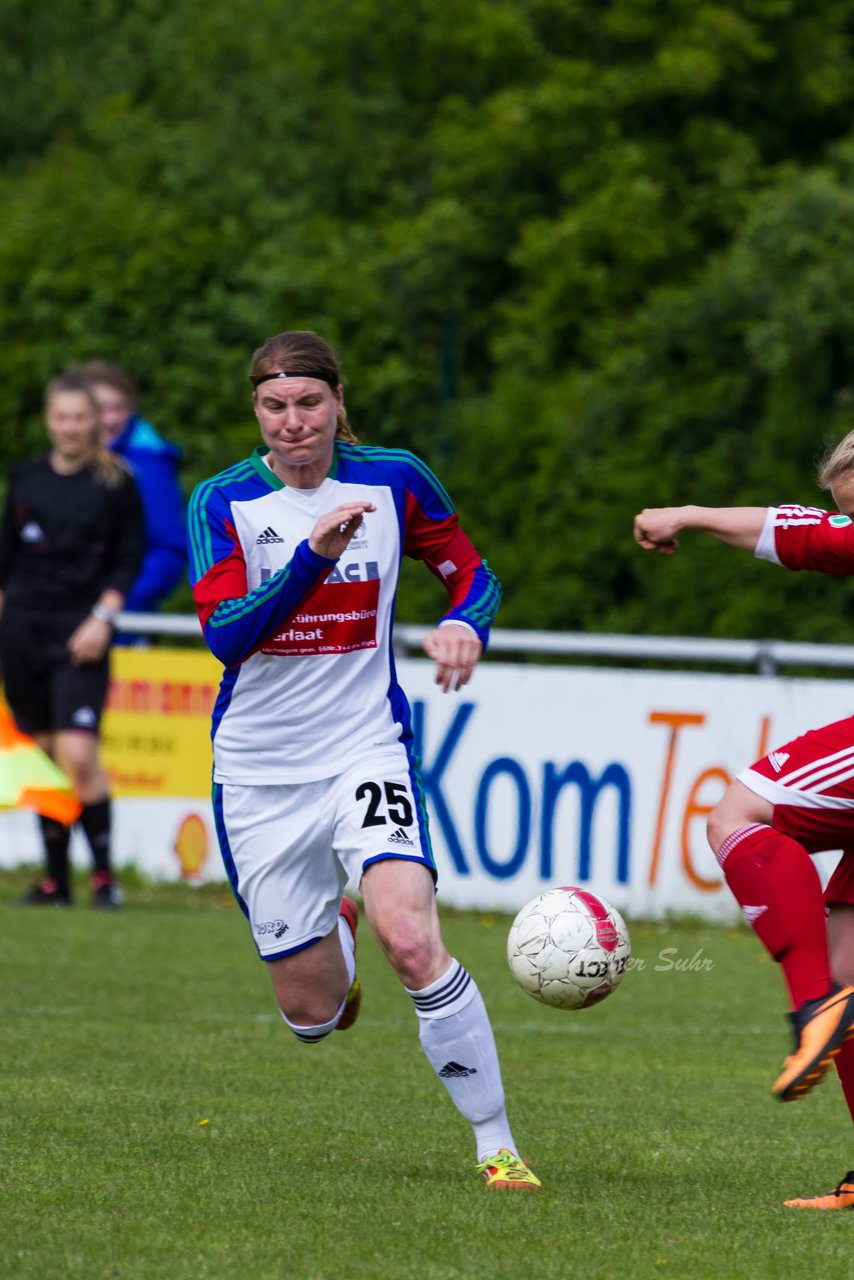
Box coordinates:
[250,446,284,490]
[250,443,339,489]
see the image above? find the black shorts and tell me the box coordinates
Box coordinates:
[0,607,110,736]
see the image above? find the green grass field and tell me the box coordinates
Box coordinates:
[1,870,851,1280]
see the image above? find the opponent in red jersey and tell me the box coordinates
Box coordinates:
[633,429,854,1209]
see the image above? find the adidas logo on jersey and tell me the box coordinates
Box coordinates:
[438,1061,478,1078]
[742,905,768,925]
[768,751,790,773]
[387,827,415,848]
[256,526,284,544]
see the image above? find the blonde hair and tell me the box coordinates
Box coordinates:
[249,331,358,443]
[44,373,130,489]
[818,430,854,490]
[91,448,132,490]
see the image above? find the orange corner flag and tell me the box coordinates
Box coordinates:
[0,702,82,824]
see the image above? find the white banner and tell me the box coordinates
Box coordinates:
[1,658,848,920]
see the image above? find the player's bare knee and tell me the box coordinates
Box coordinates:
[829,906,854,987]
[707,787,752,852]
[277,991,342,1028]
[270,957,349,1028]
[57,755,102,800]
[832,958,854,988]
[60,761,89,792]
[378,919,436,986]
[706,804,729,854]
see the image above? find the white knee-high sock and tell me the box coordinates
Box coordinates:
[281,1003,344,1043]
[337,914,356,987]
[406,958,516,1160]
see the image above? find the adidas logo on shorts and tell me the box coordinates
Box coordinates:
[256,526,284,544]
[768,751,790,773]
[387,827,415,848]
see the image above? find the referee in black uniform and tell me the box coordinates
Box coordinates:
[0,373,144,906]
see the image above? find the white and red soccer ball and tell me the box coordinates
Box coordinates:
[507,886,631,1010]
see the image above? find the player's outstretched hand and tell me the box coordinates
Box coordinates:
[422,622,483,693]
[633,507,684,554]
[309,502,377,560]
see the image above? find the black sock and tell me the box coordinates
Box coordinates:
[77,798,113,877]
[38,815,72,897]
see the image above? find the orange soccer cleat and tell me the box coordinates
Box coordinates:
[784,1171,854,1210]
[772,984,854,1102]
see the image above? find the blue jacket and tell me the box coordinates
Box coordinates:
[109,415,187,612]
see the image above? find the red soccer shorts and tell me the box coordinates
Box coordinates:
[739,715,854,907]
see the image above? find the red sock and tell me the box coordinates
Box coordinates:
[716,824,831,1010]
[835,1038,854,1125]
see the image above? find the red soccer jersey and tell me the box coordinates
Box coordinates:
[756,505,854,576]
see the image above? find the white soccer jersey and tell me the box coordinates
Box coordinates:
[188,443,501,783]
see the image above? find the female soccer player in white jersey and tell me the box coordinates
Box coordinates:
[188,330,539,1190]
[633,432,854,1210]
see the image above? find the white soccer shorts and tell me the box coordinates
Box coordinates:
[212,748,435,959]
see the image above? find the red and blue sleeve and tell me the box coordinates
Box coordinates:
[401,456,502,645]
[187,483,334,666]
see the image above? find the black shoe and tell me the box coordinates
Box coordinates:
[21,881,72,906]
[91,880,124,910]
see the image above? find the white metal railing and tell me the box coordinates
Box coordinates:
[115,612,854,676]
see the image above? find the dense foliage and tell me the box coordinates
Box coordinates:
[3,0,854,636]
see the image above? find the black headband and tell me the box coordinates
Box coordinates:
[252,370,339,390]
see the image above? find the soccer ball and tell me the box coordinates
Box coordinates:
[507,887,631,1010]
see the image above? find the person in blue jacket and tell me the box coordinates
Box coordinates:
[72,361,186,637]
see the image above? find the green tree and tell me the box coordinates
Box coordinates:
[1,0,854,637]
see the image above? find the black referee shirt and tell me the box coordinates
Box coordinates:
[0,455,145,613]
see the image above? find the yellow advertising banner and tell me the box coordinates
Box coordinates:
[102,647,221,797]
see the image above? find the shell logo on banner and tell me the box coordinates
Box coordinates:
[173,812,210,883]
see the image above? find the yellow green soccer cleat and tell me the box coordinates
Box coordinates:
[336,977,361,1031]
[476,1149,542,1191]
[772,984,854,1102]
[784,1171,854,1210]
[335,897,361,1032]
